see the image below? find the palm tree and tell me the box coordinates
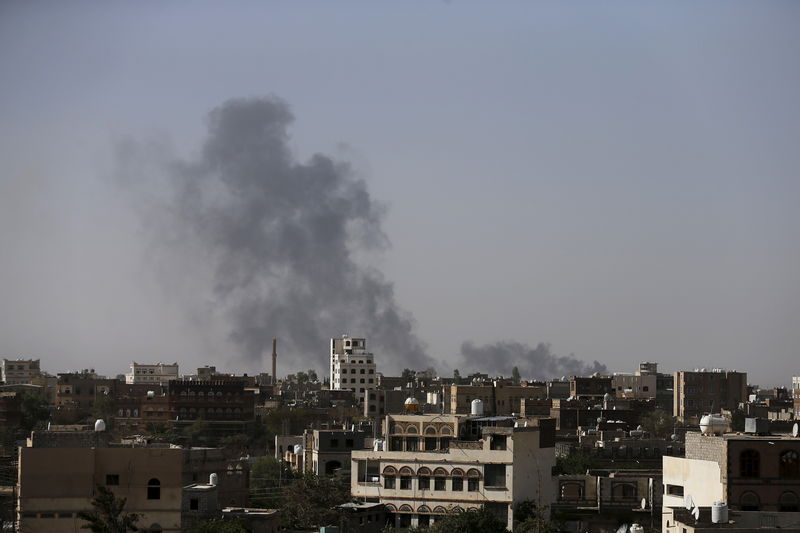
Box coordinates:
[78,485,140,533]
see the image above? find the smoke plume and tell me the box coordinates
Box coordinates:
[459,340,608,381]
[117,96,433,373]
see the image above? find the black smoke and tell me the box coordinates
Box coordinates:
[459,340,608,381]
[117,96,433,373]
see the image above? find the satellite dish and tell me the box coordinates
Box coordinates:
[684,494,695,510]
[692,506,700,520]
[792,423,799,438]
[615,525,628,533]
[641,497,647,510]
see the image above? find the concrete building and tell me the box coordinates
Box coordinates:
[793,377,800,418]
[350,414,556,530]
[1,358,42,385]
[444,382,547,416]
[311,428,368,477]
[126,362,180,385]
[331,336,377,397]
[569,375,614,400]
[673,369,747,424]
[662,429,800,532]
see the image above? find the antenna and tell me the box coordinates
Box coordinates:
[792,423,799,438]
[692,506,700,520]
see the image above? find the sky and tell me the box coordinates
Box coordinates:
[1,1,798,386]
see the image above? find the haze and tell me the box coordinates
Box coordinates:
[1,1,798,386]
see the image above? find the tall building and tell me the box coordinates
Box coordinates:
[350,414,556,530]
[330,336,377,397]
[1,358,42,385]
[125,362,180,385]
[673,369,747,424]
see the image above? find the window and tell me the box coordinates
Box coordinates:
[106,474,119,486]
[451,468,464,491]
[330,439,339,448]
[433,468,447,490]
[384,475,395,489]
[740,491,760,511]
[780,450,800,478]
[147,478,161,500]
[560,482,583,500]
[612,483,636,500]
[400,475,412,490]
[346,439,354,448]
[779,491,799,512]
[425,437,437,451]
[666,484,684,497]
[190,498,199,510]
[484,464,506,488]
[467,468,481,491]
[360,369,365,374]
[740,450,760,478]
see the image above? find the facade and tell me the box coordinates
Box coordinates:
[350,414,556,530]
[310,428,368,476]
[444,383,547,416]
[569,375,614,400]
[330,336,377,397]
[612,373,658,400]
[126,362,180,385]
[1,358,42,385]
[169,380,255,437]
[673,370,747,424]
[794,377,800,418]
[662,430,800,532]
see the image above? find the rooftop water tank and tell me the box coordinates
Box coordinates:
[711,501,728,524]
[373,439,384,451]
[209,473,218,486]
[293,444,303,455]
[700,414,729,435]
[147,390,155,399]
[94,419,106,432]
[630,524,644,533]
[471,399,484,416]
[404,397,421,413]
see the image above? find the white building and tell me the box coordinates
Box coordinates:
[125,362,179,385]
[351,413,556,530]
[330,336,377,397]
[1,358,42,385]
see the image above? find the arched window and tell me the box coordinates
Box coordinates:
[779,491,799,512]
[147,478,161,500]
[425,426,437,435]
[384,504,397,513]
[433,468,447,491]
[432,506,447,515]
[466,468,481,492]
[398,504,413,513]
[406,426,418,434]
[779,450,800,478]
[740,450,760,478]
[383,466,396,489]
[418,467,431,490]
[560,481,584,500]
[440,426,452,436]
[399,467,413,490]
[417,505,431,514]
[612,483,637,501]
[740,491,760,511]
[451,468,464,491]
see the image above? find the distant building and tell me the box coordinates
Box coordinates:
[1,358,42,385]
[673,369,747,424]
[125,362,180,385]
[330,336,377,397]
[569,375,614,400]
[443,382,547,416]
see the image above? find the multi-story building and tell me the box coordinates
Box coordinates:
[569,375,614,400]
[54,372,119,424]
[662,428,800,532]
[443,382,547,416]
[673,369,747,424]
[793,376,800,419]
[310,428,368,476]
[350,414,556,530]
[330,336,377,397]
[125,362,180,385]
[1,358,42,385]
[169,380,256,437]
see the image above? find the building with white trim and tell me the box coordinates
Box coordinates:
[125,362,180,385]
[330,336,377,397]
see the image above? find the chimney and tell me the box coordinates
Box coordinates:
[272,338,277,385]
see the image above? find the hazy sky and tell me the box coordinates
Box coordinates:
[1,1,798,386]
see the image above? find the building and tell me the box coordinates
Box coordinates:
[310,428,368,477]
[330,336,377,397]
[126,362,180,385]
[169,380,256,437]
[662,428,800,532]
[350,414,556,530]
[673,369,747,424]
[793,377,800,419]
[569,375,614,400]
[17,431,184,532]
[1,358,42,385]
[444,382,547,416]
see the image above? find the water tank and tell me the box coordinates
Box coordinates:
[630,524,644,533]
[209,473,218,486]
[94,419,106,432]
[373,439,384,451]
[603,393,612,402]
[404,397,420,413]
[293,444,303,455]
[629,430,644,438]
[711,501,728,524]
[147,390,155,399]
[700,415,729,435]
[470,399,484,416]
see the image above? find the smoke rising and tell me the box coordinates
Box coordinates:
[459,340,608,380]
[117,96,433,373]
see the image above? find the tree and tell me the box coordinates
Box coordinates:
[194,518,247,533]
[514,502,561,533]
[19,392,50,433]
[639,409,674,439]
[453,369,462,385]
[425,507,507,533]
[511,367,521,386]
[280,472,350,529]
[249,456,296,508]
[554,449,596,475]
[401,368,415,384]
[91,394,116,428]
[77,485,139,533]
[296,371,309,384]
[307,369,318,382]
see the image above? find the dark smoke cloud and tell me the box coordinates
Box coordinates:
[117,96,433,373]
[459,341,608,381]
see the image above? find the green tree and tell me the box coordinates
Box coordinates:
[185,418,209,447]
[514,502,561,533]
[307,369,318,382]
[280,472,350,529]
[554,449,596,475]
[194,518,247,533]
[453,369,462,385]
[91,394,116,428]
[77,485,139,533]
[249,456,296,508]
[425,507,507,533]
[401,368,415,384]
[19,392,50,433]
[295,371,309,384]
[511,367,521,386]
[639,409,674,439]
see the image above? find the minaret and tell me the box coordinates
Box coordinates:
[271,337,277,385]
